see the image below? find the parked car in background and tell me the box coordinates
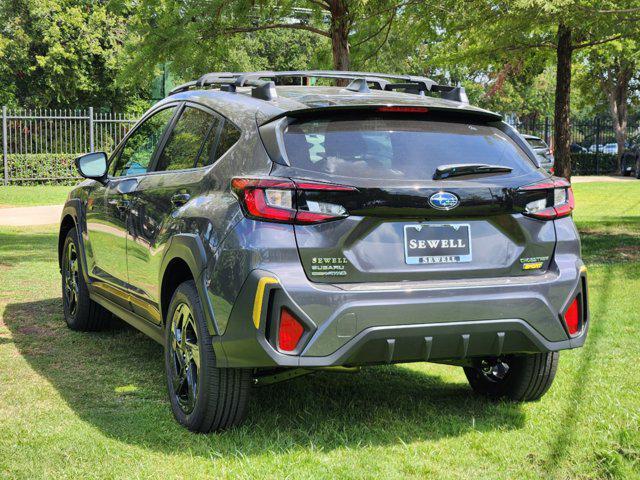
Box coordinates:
[589,144,604,154]
[523,134,554,172]
[622,145,640,178]
[570,143,587,153]
[602,143,618,155]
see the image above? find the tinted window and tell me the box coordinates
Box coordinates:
[155,106,219,172]
[207,120,241,166]
[283,115,536,180]
[526,137,548,149]
[110,107,176,177]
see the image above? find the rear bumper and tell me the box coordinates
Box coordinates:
[214,262,589,368]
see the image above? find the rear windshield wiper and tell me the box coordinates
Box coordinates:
[433,163,513,180]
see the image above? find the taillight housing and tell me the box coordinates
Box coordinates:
[278,308,305,352]
[231,177,355,225]
[519,178,575,220]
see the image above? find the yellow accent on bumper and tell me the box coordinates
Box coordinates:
[252,277,278,329]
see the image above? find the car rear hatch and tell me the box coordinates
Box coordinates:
[250,107,573,284]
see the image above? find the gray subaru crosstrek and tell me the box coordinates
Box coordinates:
[59,71,588,433]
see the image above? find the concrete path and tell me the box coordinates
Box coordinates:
[572,175,637,183]
[0,205,63,226]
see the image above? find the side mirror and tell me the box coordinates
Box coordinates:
[75,152,108,183]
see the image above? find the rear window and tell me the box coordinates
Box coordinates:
[526,137,548,149]
[282,115,536,180]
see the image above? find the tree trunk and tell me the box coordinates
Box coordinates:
[604,62,631,172]
[553,23,573,179]
[328,0,350,73]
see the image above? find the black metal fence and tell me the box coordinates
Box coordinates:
[512,116,640,149]
[1,108,636,184]
[1,107,137,184]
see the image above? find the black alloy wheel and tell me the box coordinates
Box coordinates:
[168,302,200,415]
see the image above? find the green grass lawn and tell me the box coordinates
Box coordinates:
[0,185,72,207]
[0,182,638,479]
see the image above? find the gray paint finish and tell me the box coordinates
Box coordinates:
[59,84,588,370]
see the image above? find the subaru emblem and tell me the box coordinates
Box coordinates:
[429,192,459,210]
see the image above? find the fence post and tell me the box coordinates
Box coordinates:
[595,117,601,175]
[88,106,94,153]
[544,116,550,145]
[2,106,7,186]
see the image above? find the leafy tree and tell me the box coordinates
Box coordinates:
[122,0,433,81]
[576,40,640,167]
[0,0,144,110]
[438,0,640,178]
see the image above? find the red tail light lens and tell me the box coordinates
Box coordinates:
[278,308,304,352]
[564,297,580,335]
[520,178,575,220]
[231,177,355,225]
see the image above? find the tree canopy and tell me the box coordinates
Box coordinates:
[0,0,146,110]
[2,0,640,176]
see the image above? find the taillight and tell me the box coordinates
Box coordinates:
[278,308,304,352]
[231,177,355,224]
[564,297,580,335]
[519,178,575,220]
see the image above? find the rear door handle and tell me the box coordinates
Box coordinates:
[171,193,190,207]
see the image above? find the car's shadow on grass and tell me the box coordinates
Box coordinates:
[4,297,526,455]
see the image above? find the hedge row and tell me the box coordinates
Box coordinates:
[571,153,618,175]
[4,154,80,185]
[0,152,622,185]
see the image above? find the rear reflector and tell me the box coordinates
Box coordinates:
[278,308,304,352]
[564,297,580,335]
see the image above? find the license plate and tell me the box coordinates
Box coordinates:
[404,223,472,264]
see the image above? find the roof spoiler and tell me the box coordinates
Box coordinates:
[259,104,502,130]
[168,70,470,104]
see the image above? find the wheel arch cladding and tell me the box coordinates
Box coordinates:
[161,257,194,323]
[58,214,77,269]
[159,234,219,335]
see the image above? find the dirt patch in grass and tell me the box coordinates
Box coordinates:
[579,226,640,265]
[611,246,640,261]
[16,325,57,337]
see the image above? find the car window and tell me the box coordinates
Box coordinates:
[526,138,548,149]
[283,114,537,180]
[110,107,176,177]
[155,106,219,172]
[206,119,241,167]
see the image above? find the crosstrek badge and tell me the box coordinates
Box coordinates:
[520,256,549,270]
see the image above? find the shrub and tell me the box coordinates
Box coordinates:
[6,154,80,185]
[571,153,618,175]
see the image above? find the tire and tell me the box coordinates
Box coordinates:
[61,227,112,331]
[164,280,251,433]
[463,352,559,402]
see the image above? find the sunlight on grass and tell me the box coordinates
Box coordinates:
[115,385,140,395]
[0,185,72,207]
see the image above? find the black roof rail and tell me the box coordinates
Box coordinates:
[167,70,469,104]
